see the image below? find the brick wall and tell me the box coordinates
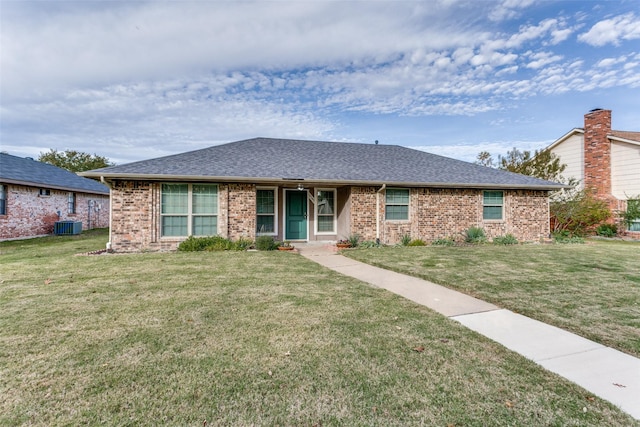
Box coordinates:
[108,180,550,251]
[583,109,618,211]
[0,183,109,240]
[109,181,258,252]
[350,186,549,245]
[227,183,256,241]
[349,186,378,241]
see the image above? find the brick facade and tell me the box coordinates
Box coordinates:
[108,181,550,251]
[0,183,109,240]
[349,186,550,245]
[583,109,617,210]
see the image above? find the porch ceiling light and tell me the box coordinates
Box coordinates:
[297,183,304,191]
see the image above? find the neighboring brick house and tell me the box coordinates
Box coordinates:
[547,109,640,235]
[0,153,110,240]
[81,138,564,252]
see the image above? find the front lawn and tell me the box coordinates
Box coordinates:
[343,240,640,358]
[0,231,636,425]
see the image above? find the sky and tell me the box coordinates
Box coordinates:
[1,0,640,166]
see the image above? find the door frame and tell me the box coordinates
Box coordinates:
[284,189,309,241]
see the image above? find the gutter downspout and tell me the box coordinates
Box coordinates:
[100,176,113,251]
[376,184,386,242]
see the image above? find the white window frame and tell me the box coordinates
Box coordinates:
[315,188,337,235]
[482,190,504,221]
[385,188,410,221]
[256,186,278,236]
[160,183,219,238]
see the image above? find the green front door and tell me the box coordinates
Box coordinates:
[286,191,307,240]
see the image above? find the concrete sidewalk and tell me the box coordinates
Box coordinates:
[297,243,640,420]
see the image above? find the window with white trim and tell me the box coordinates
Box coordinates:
[385,188,409,220]
[256,188,277,235]
[316,189,336,233]
[68,192,76,214]
[161,183,218,237]
[0,185,6,215]
[483,191,504,220]
[628,199,640,232]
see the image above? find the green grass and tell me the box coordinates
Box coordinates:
[344,240,640,358]
[1,230,637,426]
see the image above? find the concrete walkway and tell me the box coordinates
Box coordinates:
[297,243,640,420]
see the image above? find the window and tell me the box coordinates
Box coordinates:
[483,191,504,220]
[628,199,640,232]
[161,183,218,237]
[68,192,76,214]
[256,188,277,234]
[39,188,51,196]
[0,185,6,215]
[385,189,409,220]
[316,189,336,233]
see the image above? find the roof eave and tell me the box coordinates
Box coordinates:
[609,135,640,146]
[0,177,109,195]
[546,128,584,151]
[88,173,566,191]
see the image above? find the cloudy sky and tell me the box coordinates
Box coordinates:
[1,0,639,165]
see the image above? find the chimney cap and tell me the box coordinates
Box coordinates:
[589,108,604,112]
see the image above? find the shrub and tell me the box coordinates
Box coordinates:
[464,227,486,244]
[255,235,278,251]
[178,236,235,252]
[432,237,455,246]
[550,188,611,237]
[492,234,518,245]
[400,234,412,246]
[234,237,254,250]
[595,223,617,237]
[407,239,426,246]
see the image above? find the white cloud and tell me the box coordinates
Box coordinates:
[578,13,640,46]
[488,0,537,22]
[525,51,563,69]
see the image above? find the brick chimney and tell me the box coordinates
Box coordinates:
[583,109,612,200]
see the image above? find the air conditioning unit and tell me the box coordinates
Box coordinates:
[54,221,83,235]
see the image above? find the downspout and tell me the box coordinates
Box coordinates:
[100,176,113,251]
[376,184,386,242]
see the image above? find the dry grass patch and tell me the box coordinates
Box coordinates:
[1,230,637,425]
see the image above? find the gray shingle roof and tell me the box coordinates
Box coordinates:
[83,137,564,189]
[0,153,109,194]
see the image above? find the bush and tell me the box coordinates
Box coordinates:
[432,237,455,246]
[407,239,426,246]
[595,223,617,237]
[255,235,278,251]
[178,236,235,252]
[234,237,254,250]
[492,234,518,245]
[550,188,611,237]
[464,227,486,244]
[400,234,412,246]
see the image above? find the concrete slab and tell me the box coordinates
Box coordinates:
[302,252,498,317]
[539,347,640,419]
[452,309,604,361]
